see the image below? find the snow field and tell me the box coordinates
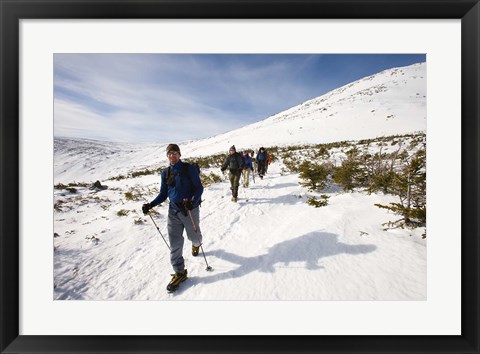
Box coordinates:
[54,162,426,300]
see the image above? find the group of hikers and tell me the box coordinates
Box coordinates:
[141,143,271,292]
[220,145,271,202]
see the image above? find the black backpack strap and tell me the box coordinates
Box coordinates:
[182,162,196,190]
[182,162,191,180]
[165,163,193,182]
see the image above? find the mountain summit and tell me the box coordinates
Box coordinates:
[189,62,426,153]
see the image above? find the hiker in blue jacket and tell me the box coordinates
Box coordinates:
[142,143,204,292]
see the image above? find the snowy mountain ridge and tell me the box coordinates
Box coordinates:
[54,63,425,184]
[266,62,425,125]
[190,62,425,151]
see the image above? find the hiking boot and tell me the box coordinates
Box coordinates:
[166,269,188,292]
[192,245,200,257]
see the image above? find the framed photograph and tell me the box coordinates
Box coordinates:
[1,0,478,353]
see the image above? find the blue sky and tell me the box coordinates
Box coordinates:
[54,54,425,143]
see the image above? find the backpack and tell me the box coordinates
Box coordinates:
[257,150,266,161]
[242,155,252,169]
[164,162,202,207]
[229,153,244,170]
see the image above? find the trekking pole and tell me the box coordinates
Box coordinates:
[148,213,171,251]
[185,207,213,272]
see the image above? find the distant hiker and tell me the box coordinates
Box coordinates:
[256,147,268,179]
[141,143,204,292]
[242,151,254,188]
[250,151,257,173]
[221,145,244,202]
[265,150,271,174]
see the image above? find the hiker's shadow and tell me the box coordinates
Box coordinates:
[198,232,376,285]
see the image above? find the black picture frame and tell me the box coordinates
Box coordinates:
[1,1,478,353]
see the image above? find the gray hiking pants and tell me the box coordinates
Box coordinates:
[167,206,202,273]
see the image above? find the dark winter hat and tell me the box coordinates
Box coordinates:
[166,143,181,155]
[229,145,236,151]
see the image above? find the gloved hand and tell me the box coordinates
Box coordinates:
[142,203,152,215]
[183,199,194,210]
[221,167,226,172]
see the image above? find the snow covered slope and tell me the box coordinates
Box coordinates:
[54,160,426,301]
[54,63,425,184]
[191,62,425,151]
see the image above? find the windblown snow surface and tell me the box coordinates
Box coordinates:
[54,63,426,300]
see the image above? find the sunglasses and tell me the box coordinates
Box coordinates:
[167,151,179,156]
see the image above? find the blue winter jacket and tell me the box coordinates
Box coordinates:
[243,156,253,170]
[150,160,203,212]
[257,152,267,161]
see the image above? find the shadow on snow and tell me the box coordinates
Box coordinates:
[197,232,376,285]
